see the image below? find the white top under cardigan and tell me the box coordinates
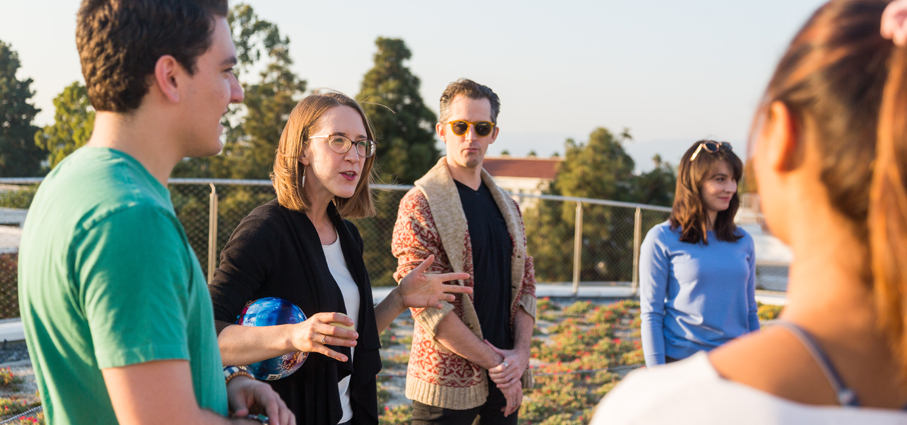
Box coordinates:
[591,352,907,425]
[323,237,360,424]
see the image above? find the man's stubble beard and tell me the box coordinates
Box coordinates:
[465,154,483,169]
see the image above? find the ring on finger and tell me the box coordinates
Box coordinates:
[321,335,327,344]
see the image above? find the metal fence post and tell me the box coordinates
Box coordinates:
[572,202,583,296]
[207,183,218,283]
[631,207,642,296]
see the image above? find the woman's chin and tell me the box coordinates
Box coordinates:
[330,188,357,199]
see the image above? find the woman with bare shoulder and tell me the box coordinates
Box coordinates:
[593,1,907,423]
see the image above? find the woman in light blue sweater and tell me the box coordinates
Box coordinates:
[639,140,758,367]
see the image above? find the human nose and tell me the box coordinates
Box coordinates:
[464,124,478,142]
[343,142,360,163]
[230,73,244,104]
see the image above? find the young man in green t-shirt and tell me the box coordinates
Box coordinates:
[17,1,294,424]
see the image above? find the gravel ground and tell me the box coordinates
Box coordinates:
[0,359,37,397]
[0,341,29,365]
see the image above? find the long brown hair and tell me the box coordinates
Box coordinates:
[752,0,907,376]
[272,91,377,218]
[669,140,744,244]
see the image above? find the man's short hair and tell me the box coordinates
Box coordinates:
[76,0,229,112]
[439,78,501,124]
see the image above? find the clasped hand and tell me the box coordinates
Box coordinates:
[486,340,529,417]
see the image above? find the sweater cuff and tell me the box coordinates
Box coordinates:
[521,367,534,390]
[413,301,455,338]
[518,294,537,322]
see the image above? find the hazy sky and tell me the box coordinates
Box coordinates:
[1,0,827,172]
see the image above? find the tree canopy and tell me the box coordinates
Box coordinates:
[523,127,676,283]
[174,2,306,179]
[0,40,42,177]
[34,81,95,170]
[356,37,438,184]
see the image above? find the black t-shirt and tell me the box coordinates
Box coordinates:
[455,180,514,350]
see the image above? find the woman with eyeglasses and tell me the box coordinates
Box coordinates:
[593,0,907,423]
[638,140,758,368]
[207,91,470,425]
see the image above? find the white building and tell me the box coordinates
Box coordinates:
[483,156,562,210]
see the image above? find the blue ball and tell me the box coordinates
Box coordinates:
[236,297,308,381]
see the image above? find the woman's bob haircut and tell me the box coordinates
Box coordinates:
[669,140,744,244]
[271,90,377,218]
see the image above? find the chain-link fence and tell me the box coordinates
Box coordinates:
[0,178,788,319]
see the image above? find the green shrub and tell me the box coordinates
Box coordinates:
[379,329,396,347]
[377,382,392,411]
[0,368,22,387]
[0,185,38,209]
[563,301,592,316]
[538,312,558,322]
[4,412,44,425]
[538,297,560,313]
[587,307,618,325]
[397,335,412,347]
[379,405,411,425]
[757,303,783,321]
[0,397,39,418]
[384,353,410,368]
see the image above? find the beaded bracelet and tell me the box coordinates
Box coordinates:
[223,365,253,385]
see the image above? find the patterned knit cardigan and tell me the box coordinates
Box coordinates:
[391,158,537,410]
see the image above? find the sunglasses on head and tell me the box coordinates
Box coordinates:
[443,120,496,137]
[690,141,732,161]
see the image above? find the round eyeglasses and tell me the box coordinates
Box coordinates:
[309,134,377,158]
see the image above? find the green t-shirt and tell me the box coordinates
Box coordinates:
[18,148,227,424]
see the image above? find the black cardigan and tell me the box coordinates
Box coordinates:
[209,199,381,425]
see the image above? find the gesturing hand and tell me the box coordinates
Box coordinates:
[397,255,472,309]
[486,340,529,390]
[227,376,296,425]
[289,312,358,362]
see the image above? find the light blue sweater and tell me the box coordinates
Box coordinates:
[639,221,758,367]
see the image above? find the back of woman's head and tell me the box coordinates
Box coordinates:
[755,0,907,375]
[670,140,744,244]
[272,90,377,218]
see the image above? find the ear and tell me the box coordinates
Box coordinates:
[489,125,500,144]
[297,138,312,166]
[763,101,802,173]
[436,122,447,143]
[153,55,183,104]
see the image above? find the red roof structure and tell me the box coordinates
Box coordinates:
[482,157,562,180]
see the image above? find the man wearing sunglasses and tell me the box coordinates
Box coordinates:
[392,79,537,425]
